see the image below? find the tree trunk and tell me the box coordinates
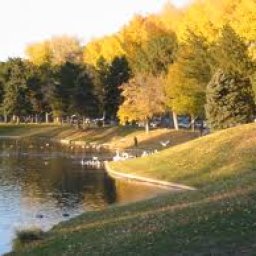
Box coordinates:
[54,116,60,124]
[4,112,7,123]
[45,112,49,123]
[35,114,38,124]
[173,112,179,130]
[103,111,106,127]
[191,115,195,132]
[145,119,150,133]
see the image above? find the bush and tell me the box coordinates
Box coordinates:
[13,228,45,251]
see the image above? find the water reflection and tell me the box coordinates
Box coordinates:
[0,139,165,255]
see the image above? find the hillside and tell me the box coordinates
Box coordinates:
[10,123,256,256]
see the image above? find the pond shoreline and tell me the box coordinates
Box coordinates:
[104,161,196,191]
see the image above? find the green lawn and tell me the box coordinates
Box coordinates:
[9,123,256,255]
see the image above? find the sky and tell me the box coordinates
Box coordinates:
[0,0,190,61]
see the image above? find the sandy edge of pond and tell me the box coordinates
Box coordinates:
[104,161,196,191]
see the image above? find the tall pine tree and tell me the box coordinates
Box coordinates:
[206,25,255,129]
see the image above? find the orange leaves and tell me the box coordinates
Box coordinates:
[118,74,165,124]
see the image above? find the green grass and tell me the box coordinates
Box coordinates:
[8,123,256,256]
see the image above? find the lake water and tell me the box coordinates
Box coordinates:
[0,139,165,255]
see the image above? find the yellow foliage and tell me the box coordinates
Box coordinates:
[83,35,124,66]
[118,74,165,124]
[48,36,82,65]
[176,0,256,44]
[165,62,205,116]
[157,2,184,33]
[26,41,50,65]
[231,0,256,42]
[119,15,171,63]
[26,36,82,66]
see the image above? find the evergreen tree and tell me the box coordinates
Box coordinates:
[105,56,131,119]
[210,25,254,76]
[181,30,212,85]
[38,63,59,122]
[206,25,256,129]
[50,62,79,120]
[2,58,31,122]
[26,64,45,118]
[0,62,6,108]
[91,56,131,120]
[71,66,99,117]
[206,70,255,129]
[92,57,109,118]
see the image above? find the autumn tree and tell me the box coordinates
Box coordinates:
[26,36,82,66]
[83,35,125,67]
[133,33,177,75]
[165,31,211,130]
[119,15,176,75]
[118,73,165,133]
[26,41,51,66]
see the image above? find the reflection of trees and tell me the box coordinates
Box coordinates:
[102,173,117,204]
[0,139,118,211]
[0,138,160,215]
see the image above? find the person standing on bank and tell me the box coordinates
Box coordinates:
[134,136,138,157]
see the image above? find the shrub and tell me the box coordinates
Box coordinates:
[13,228,45,251]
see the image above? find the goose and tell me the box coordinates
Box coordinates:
[92,156,99,161]
[36,214,44,219]
[160,140,170,147]
[113,150,122,161]
[92,160,101,167]
[141,151,149,157]
[80,159,87,166]
[122,152,130,159]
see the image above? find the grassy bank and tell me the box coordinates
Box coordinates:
[0,124,198,150]
[9,123,256,255]
[0,124,61,137]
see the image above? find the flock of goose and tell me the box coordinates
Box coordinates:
[2,139,171,168]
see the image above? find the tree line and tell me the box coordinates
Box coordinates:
[0,0,255,130]
[0,56,130,123]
